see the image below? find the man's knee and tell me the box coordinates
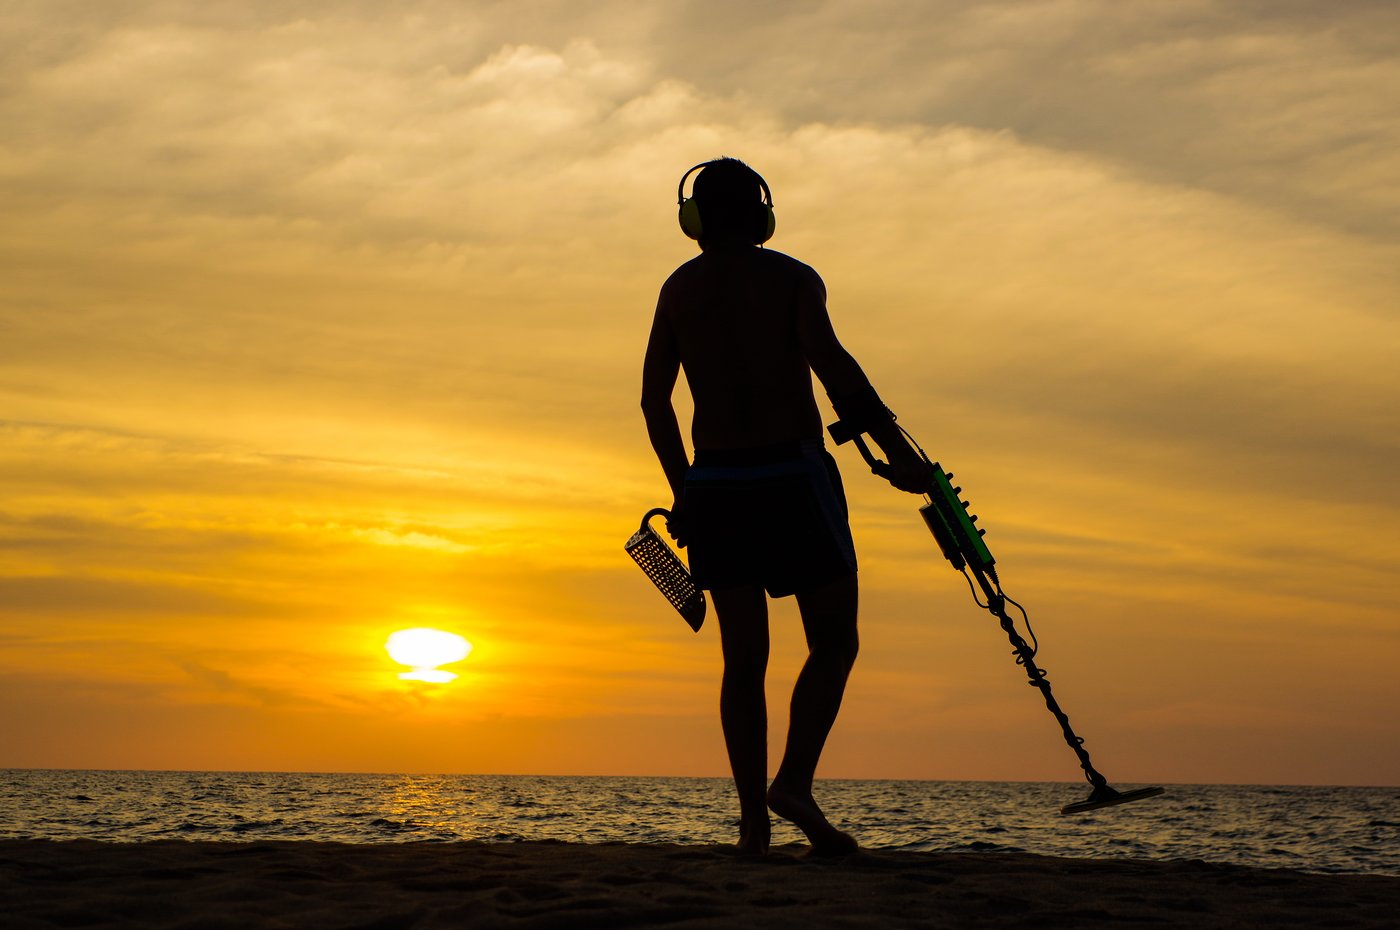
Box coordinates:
[812,630,858,671]
[722,644,769,680]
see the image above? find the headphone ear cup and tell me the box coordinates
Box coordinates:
[678,198,704,240]
[756,205,775,244]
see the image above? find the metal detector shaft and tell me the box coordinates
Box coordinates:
[829,420,1164,815]
[966,563,1107,793]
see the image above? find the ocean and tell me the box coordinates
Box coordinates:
[3,770,1396,876]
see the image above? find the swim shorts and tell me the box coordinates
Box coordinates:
[682,439,857,597]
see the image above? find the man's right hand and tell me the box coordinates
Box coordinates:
[884,457,931,495]
[665,498,689,548]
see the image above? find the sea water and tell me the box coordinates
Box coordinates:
[2,770,1396,876]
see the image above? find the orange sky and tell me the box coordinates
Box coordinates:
[2,1,1398,786]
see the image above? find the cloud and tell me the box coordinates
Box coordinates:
[647,0,1400,242]
[3,9,1395,591]
[8,0,1398,247]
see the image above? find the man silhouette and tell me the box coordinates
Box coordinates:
[642,158,925,856]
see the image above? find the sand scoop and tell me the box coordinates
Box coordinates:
[625,508,706,632]
[828,413,1165,816]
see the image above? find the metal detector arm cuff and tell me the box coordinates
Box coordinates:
[827,386,894,442]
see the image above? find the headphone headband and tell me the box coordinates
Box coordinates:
[677,161,774,209]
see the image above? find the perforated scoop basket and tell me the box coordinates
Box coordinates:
[625,508,705,632]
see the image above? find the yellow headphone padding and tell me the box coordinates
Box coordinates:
[677,160,776,245]
[679,196,705,240]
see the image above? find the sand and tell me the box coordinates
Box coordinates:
[2,839,1397,929]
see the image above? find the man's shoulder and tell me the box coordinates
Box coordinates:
[661,253,707,284]
[756,248,822,279]
[755,249,825,298]
[756,247,813,268]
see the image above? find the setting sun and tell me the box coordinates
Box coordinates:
[386,628,473,683]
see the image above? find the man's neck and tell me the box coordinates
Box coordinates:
[700,238,756,254]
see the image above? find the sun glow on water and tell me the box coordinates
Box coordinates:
[385,628,472,682]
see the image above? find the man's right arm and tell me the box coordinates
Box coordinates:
[641,296,690,505]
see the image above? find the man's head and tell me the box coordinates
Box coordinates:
[678,157,775,246]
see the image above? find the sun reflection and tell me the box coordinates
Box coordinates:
[385,628,472,682]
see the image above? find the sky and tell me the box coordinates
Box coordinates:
[2,0,1398,786]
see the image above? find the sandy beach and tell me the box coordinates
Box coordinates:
[2,839,1397,929]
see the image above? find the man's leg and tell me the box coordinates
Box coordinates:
[713,583,771,855]
[767,572,860,855]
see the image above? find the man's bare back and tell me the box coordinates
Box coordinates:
[654,246,825,451]
[642,239,896,512]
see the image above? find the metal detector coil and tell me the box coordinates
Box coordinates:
[625,508,706,632]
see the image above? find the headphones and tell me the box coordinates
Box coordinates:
[677,160,776,245]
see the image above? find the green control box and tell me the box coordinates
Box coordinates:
[923,462,995,573]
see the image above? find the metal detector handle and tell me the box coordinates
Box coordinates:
[827,418,895,480]
[853,436,896,481]
[831,416,994,573]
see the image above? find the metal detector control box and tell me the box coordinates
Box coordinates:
[827,413,992,573]
[920,463,996,574]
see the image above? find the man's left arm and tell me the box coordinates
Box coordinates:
[794,268,927,493]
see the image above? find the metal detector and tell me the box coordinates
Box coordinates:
[828,414,1165,815]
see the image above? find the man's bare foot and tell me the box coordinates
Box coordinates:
[737,816,771,857]
[766,784,858,857]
